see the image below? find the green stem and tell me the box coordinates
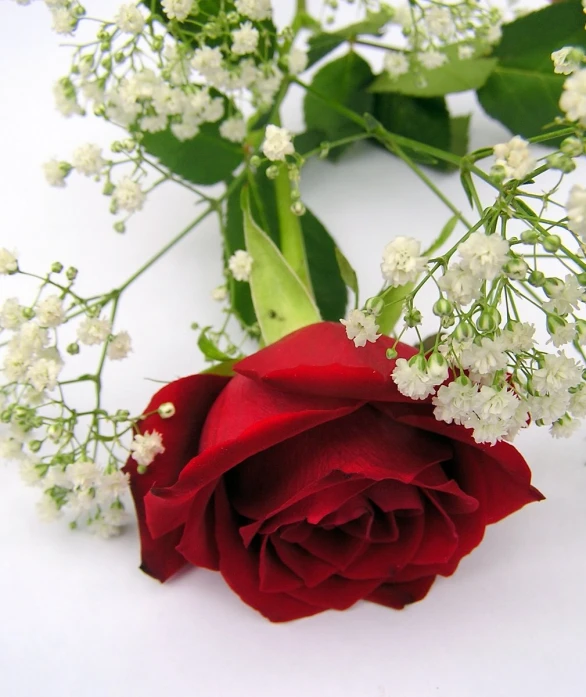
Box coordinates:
[274,164,313,293]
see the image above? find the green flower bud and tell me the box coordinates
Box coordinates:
[404,308,422,328]
[476,308,500,332]
[249,155,261,168]
[386,347,398,360]
[365,296,384,316]
[158,402,176,419]
[66,266,78,281]
[544,277,564,298]
[441,315,456,329]
[113,409,130,423]
[291,201,306,216]
[51,262,64,274]
[453,321,474,341]
[528,270,546,287]
[546,153,576,173]
[22,307,36,320]
[520,229,539,245]
[29,440,42,453]
[66,342,80,355]
[433,298,453,317]
[542,235,561,253]
[577,272,586,286]
[561,136,584,157]
[265,165,279,180]
[504,258,528,280]
[113,221,126,234]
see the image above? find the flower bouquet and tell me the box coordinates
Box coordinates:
[2,0,586,626]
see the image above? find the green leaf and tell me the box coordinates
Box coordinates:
[142,122,243,186]
[477,0,586,140]
[424,215,459,257]
[335,247,359,300]
[370,55,497,98]
[197,327,235,362]
[242,189,321,344]
[373,93,451,166]
[294,129,328,156]
[304,52,374,159]
[200,360,237,377]
[225,171,348,326]
[377,283,414,336]
[307,8,393,66]
[450,115,471,158]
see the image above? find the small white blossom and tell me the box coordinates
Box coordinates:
[44,466,71,490]
[94,470,129,506]
[0,248,18,275]
[90,517,123,539]
[550,414,582,439]
[77,316,112,346]
[37,494,62,523]
[67,460,100,490]
[433,380,479,425]
[457,232,509,281]
[107,331,132,360]
[42,158,69,187]
[287,48,308,76]
[529,392,571,426]
[19,459,44,487]
[262,124,294,161]
[566,184,586,241]
[437,263,482,306]
[392,357,436,400]
[533,352,583,395]
[114,3,145,33]
[544,275,586,316]
[493,136,536,181]
[551,47,584,76]
[384,51,409,78]
[161,0,194,21]
[418,50,448,70]
[191,46,224,80]
[130,430,165,468]
[71,143,105,176]
[560,69,586,125]
[548,322,577,348]
[486,24,502,45]
[340,309,380,348]
[0,298,24,330]
[50,7,76,34]
[381,237,427,287]
[212,285,228,302]
[501,322,535,353]
[112,177,145,213]
[219,117,247,143]
[460,336,509,376]
[458,45,475,60]
[235,0,272,21]
[0,436,24,461]
[53,80,82,117]
[228,249,253,282]
[570,387,586,417]
[26,358,61,392]
[231,22,259,56]
[425,7,453,39]
[101,505,128,528]
[36,295,64,328]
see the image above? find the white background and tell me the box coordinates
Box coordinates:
[1,2,585,696]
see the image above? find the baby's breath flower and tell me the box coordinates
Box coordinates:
[228,249,253,282]
[235,0,272,21]
[392,356,436,400]
[493,136,535,181]
[191,46,224,80]
[94,470,129,506]
[161,0,195,22]
[262,124,294,162]
[77,317,112,346]
[458,45,474,60]
[560,69,586,125]
[425,6,453,39]
[340,309,380,348]
[26,357,61,392]
[53,79,82,118]
[287,48,308,76]
[438,263,482,306]
[551,47,584,76]
[219,117,247,143]
[50,7,76,35]
[71,144,105,177]
[36,494,62,523]
[457,232,509,281]
[42,158,70,187]
[106,331,132,360]
[0,248,18,275]
[383,51,409,79]
[130,430,165,468]
[35,295,64,328]
[67,460,100,489]
[433,380,478,425]
[380,236,427,287]
[418,50,447,70]
[550,414,581,438]
[211,285,228,302]
[112,177,145,213]
[231,21,259,56]
[533,352,583,395]
[460,336,508,376]
[0,298,25,330]
[114,3,145,34]
[566,184,586,241]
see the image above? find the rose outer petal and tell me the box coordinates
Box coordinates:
[235,321,418,400]
[124,374,229,582]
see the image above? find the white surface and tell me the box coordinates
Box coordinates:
[1,3,586,697]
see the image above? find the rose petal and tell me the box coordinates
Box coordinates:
[366,575,436,609]
[235,322,418,400]
[287,575,383,611]
[259,538,303,593]
[271,536,337,588]
[214,482,321,622]
[124,374,229,582]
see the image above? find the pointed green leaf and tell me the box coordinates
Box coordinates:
[200,360,237,377]
[335,247,359,300]
[197,327,236,362]
[424,215,459,257]
[242,189,321,344]
[377,283,414,336]
[477,0,585,141]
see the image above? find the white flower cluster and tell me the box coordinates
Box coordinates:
[492,136,536,182]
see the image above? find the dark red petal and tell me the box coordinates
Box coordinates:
[366,575,436,609]
[367,480,424,513]
[235,321,418,400]
[124,374,229,582]
[175,483,219,570]
[409,497,459,566]
[271,536,336,588]
[298,527,367,570]
[214,482,322,622]
[287,575,383,611]
[144,387,360,540]
[258,538,303,593]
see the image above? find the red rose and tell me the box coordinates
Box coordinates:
[126,322,543,622]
